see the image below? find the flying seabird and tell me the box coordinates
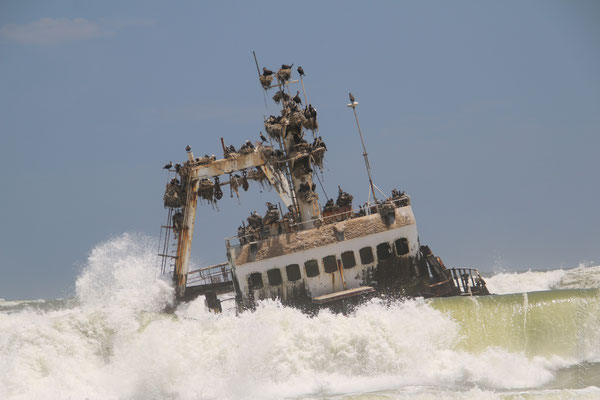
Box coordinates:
[163,161,173,170]
[297,66,305,76]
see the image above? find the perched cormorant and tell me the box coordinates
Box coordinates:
[259,132,267,143]
[163,161,173,170]
[297,66,305,76]
[349,93,355,103]
[262,67,273,76]
[185,145,191,152]
[281,64,293,70]
[293,91,302,104]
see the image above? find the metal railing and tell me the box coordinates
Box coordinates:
[225,197,412,249]
[448,268,486,295]
[186,262,232,286]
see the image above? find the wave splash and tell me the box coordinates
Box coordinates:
[485,264,600,294]
[1,234,599,400]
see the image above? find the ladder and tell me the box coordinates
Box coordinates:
[158,207,178,275]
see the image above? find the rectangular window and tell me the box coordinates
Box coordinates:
[341,251,356,269]
[267,268,282,286]
[377,242,392,260]
[286,264,301,282]
[305,259,320,277]
[359,247,374,264]
[249,272,263,289]
[323,255,338,273]
[395,238,409,256]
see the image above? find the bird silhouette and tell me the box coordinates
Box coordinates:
[259,132,267,142]
[297,66,305,76]
[281,64,293,70]
[163,161,173,170]
[349,93,355,103]
[293,91,302,104]
[185,145,191,152]
[262,67,273,76]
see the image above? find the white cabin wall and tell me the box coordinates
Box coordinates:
[233,222,419,303]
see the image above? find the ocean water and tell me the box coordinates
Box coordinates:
[1,233,599,400]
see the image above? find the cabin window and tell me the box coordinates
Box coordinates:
[249,272,263,289]
[377,242,392,260]
[341,251,356,269]
[323,255,338,273]
[267,268,282,286]
[286,264,301,282]
[395,238,409,256]
[359,247,374,264]
[305,259,320,277]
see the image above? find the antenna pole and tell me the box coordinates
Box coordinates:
[252,51,261,78]
[348,96,379,212]
[299,75,309,107]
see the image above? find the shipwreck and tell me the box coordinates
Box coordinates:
[158,59,489,313]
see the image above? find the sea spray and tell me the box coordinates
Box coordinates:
[75,232,174,312]
[485,264,600,295]
[2,234,600,400]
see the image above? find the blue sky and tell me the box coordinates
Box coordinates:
[1,1,599,300]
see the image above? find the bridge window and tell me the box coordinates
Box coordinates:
[359,247,374,264]
[377,242,392,260]
[305,259,320,277]
[395,238,409,256]
[249,272,263,289]
[323,255,338,273]
[286,264,301,282]
[267,268,282,286]
[341,251,356,269]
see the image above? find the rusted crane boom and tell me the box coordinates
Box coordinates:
[173,147,294,297]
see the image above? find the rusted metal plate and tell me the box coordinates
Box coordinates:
[312,286,375,304]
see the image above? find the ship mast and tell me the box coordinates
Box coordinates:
[347,94,379,212]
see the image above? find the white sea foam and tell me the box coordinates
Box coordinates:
[1,234,599,400]
[485,264,600,295]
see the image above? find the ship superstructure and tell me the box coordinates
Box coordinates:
[158,60,489,312]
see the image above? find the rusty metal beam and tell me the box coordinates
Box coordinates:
[174,175,199,298]
[191,151,268,178]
